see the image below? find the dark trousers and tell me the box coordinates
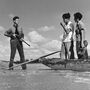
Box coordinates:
[76,41,82,59]
[9,39,26,69]
[70,40,74,59]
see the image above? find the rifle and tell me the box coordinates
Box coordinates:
[60,23,68,34]
[20,38,30,47]
[1,33,30,47]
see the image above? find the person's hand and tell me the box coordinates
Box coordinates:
[13,34,16,37]
[11,34,16,39]
[20,38,23,41]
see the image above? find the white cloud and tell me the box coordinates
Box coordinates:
[40,48,52,54]
[22,36,39,49]
[28,31,47,43]
[42,40,61,51]
[0,26,5,31]
[59,34,63,40]
[23,42,38,49]
[38,26,55,31]
[0,41,10,60]
[39,48,60,58]
[24,49,43,59]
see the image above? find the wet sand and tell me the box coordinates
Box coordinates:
[0,62,90,90]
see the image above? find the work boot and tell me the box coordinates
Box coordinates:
[9,62,13,70]
[21,64,27,70]
[20,59,27,70]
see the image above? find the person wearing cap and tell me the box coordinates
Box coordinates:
[60,13,74,59]
[74,12,85,59]
[4,16,27,70]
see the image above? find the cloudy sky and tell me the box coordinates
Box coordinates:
[0,0,90,60]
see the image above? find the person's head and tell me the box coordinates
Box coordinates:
[13,16,20,25]
[74,12,83,22]
[62,13,70,24]
[83,40,88,47]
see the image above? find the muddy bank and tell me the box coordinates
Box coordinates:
[0,62,89,90]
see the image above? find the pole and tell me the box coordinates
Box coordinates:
[6,50,61,70]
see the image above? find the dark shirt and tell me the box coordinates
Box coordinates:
[75,21,84,42]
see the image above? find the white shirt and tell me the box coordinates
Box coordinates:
[63,21,73,42]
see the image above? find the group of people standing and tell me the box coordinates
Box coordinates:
[60,12,88,60]
[4,12,88,70]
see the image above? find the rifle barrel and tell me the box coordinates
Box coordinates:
[21,39,30,46]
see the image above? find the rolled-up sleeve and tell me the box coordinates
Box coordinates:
[4,28,13,37]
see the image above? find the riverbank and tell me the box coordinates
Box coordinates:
[0,62,90,90]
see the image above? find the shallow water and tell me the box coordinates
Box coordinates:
[0,62,90,90]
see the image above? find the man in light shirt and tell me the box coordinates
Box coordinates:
[60,13,74,59]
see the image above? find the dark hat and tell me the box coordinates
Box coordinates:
[74,12,83,20]
[13,16,19,21]
[62,13,70,19]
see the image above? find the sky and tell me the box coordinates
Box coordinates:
[0,0,90,60]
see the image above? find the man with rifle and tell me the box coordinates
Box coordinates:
[60,13,74,59]
[4,16,27,70]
